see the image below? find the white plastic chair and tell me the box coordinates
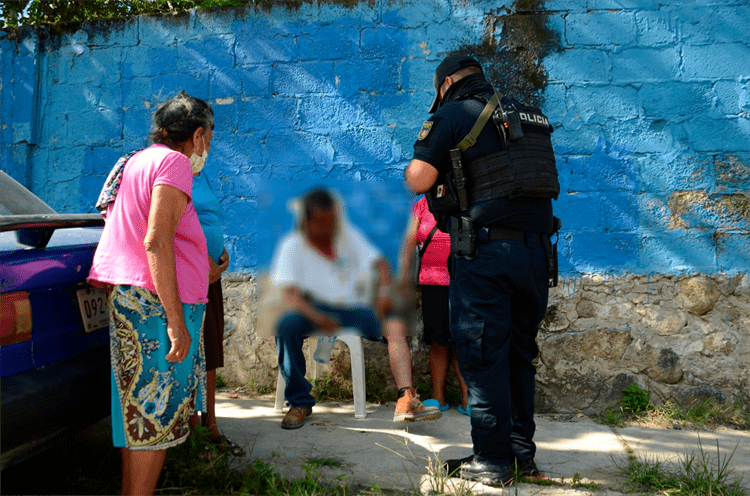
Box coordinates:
[274,328,367,419]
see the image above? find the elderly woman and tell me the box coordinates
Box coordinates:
[89,91,213,496]
[187,133,244,456]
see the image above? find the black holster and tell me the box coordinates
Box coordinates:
[449,216,477,260]
[544,216,562,287]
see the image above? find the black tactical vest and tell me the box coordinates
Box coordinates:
[467,96,559,202]
[426,95,559,222]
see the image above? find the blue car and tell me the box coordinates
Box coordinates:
[1,171,110,469]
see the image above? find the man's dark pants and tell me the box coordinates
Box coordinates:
[450,233,549,468]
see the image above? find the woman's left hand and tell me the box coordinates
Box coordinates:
[165,321,192,363]
[208,248,230,284]
[209,257,222,284]
[218,248,229,273]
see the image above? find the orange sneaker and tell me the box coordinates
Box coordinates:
[393,387,442,423]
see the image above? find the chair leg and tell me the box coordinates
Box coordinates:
[338,334,367,419]
[274,371,286,413]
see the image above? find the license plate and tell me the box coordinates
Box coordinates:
[76,287,109,333]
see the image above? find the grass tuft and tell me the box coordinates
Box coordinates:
[312,373,354,402]
[155,429,361,495]
[421,452,475,496]
[620,439,747,496]
[600,388,750,431]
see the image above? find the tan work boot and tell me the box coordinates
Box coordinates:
[281,407,312,429]
[393,387,442,423]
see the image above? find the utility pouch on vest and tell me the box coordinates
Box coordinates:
[498,106,524,141]
[449,216,477,259]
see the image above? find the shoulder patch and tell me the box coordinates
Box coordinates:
[417,121,433,141]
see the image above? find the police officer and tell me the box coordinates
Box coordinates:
[404,54,558,486]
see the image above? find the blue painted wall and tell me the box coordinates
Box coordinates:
[1,0,748,275]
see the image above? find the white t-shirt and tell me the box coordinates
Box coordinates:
[270,225,382,307]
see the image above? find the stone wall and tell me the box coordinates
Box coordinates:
[219,272,750,414]
[538,273,750,414]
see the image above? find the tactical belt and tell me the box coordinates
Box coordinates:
[485,227,544,244]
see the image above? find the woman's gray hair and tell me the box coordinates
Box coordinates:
[150,91,214,148]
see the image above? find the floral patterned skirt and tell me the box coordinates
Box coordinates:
[109,284,206,450]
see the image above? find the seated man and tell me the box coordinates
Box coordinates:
[271,187,442,429]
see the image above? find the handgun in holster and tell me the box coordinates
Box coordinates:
[449,216,477,260]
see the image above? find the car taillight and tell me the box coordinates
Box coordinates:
[0,291,32,346]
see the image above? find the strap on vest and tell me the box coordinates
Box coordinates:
[455,92,502,152]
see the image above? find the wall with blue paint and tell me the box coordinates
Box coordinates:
[1,0,748,276]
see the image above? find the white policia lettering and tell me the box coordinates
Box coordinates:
[518,112,549,127]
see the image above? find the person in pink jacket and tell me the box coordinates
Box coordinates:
[398,196,469,414]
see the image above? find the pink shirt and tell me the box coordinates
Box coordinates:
[88,144,209,304]
[415,197,450,286]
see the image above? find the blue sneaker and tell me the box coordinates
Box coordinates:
[457,404,471,416]
[422,398,450,411]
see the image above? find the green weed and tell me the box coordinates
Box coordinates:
[621,439,747,496]
[570,471,601,490]
[600,406,627,427]
[157,427,245,495]
[622,382,650,415]
[614,395,750,431]
[246,379,273,395]
[312,373,354,401]
[422,452,475,496]
[307,457,343,468]
[215,372,227,389]
[598,384,750,430]
[598,382,651,427]
[158,436,360,496]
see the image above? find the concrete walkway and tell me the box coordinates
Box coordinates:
[215,394,749,495]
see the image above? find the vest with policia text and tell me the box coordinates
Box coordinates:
[425,92,559,221]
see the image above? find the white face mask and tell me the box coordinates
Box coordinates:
[190,136,208,174]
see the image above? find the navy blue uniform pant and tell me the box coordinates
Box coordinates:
[450,234,549,467]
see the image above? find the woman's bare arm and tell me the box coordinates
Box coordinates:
[144,184,191,363]
[397,214,419,289]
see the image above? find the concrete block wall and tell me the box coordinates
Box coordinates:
[2,0,749,408]
[2,0,747,275]
[544,0,749,275]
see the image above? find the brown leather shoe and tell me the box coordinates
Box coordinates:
[281,407,312,429]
